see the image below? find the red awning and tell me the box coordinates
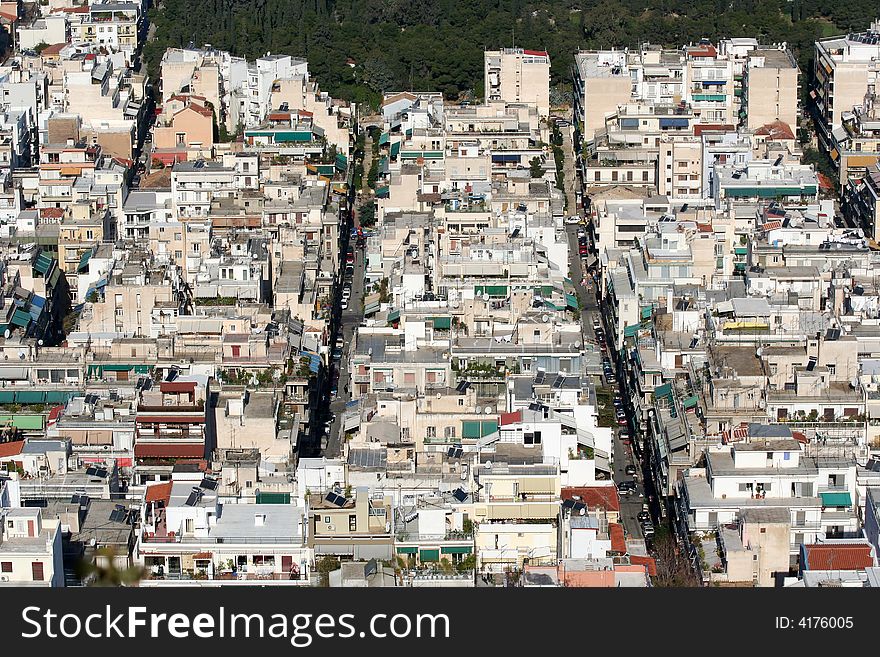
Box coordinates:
[135,443,205,458]
[159,381,196,394]
[144,481,173,503]
[135,415,204,424]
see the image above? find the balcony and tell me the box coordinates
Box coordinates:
[141,532,302,545]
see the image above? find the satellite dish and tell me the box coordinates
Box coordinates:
[485,406,493,414]
[756,347,763,357]
[37,340,43,346]
[541,315,549,323]
[482,293,490,302]
[451,299,460,308]
[18,351,25,360]
[2,329,8,338]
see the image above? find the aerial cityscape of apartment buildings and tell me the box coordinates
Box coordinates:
[1,0,880,592]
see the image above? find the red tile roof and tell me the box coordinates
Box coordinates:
[0,440,24,458]
[135,443,205,458]
[754,120,795,141]
[803,544,875,571]
[144,481,173,504]
[40,43,67,56]
[562,485,621,513]
[40,207,65,219]
[629,555,658,576]
[609,523,627,554]
[686,44,717,58]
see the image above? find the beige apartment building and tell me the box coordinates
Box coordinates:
[154,95,215,152]
[658,134,704,199]
[574,51,632,146]
[814,24,880,153]
[484,48,551,117]
[743,46,799,130]
[307,488,394,560]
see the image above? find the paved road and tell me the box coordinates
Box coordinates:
[325,234,366,457]
[556,109,656,546]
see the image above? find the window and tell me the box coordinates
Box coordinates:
[458,399,464,407]
[349,515,357,531]
[324,516,330,524]
[444,426,456,439]
[185,519,194,533]
[245,480,253,488]
[426,426,436,438]
[0,562,11,572]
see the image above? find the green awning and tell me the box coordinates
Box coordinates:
[623,323,641,337]
[45,391,74,404]
[78,249,93,273]
[0,391,15,404]
[100,364,151,372]
[462,419,498,439]
[641,306,652,320]
[431,316,451,330]
[390,141,401,158]
[654,383,673,402]
[256,492,291,504]
[820,492,852,507]
[335,152,348,171]
[734,246,748,255]
[475,285,508,298]
[378,132,390,146]
[34,253,53,275]
[0,414,44,430]
[10,309,31,328]
[388,309,401,323]
[15,391,46,404]
[376,185,390,198]
[565,293,579,310]
[682,395,699,409]
[419,549,440,562]
[396,547,417,554]
[441,546,472,554]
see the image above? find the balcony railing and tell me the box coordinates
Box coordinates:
[142,533,303,545]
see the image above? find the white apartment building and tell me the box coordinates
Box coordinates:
[484,48,551,117]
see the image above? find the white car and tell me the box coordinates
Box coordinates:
[341,300,349,310]
[564,215,580,225]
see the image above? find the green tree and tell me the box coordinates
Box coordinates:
[529,156,544,178]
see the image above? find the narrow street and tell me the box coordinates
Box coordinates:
[325,231,366,457]
[556,108,653,547]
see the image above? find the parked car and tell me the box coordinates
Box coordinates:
[565,215,580,225]
[637,511,651,523]
[341,300,349,310]
[641,522,655,537]
[616,481,637,495]
[625,464,637,475]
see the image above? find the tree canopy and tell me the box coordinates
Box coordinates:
[146,0,878,108]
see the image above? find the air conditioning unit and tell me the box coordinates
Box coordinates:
[0,576,9,582]
[327,525,336,531]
